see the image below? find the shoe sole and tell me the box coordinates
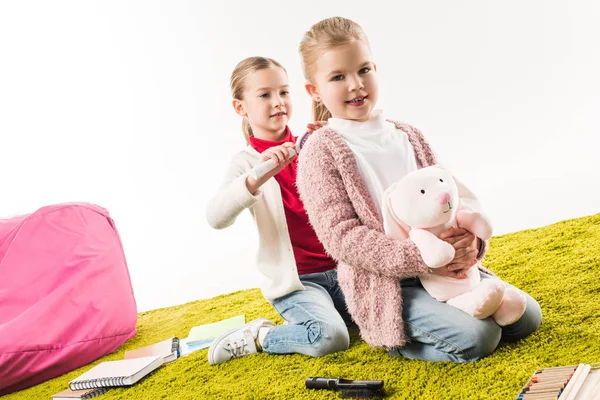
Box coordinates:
[207,318,275,365]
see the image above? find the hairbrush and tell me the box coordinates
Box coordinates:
[250,130,313,180]
[305,377,385,399]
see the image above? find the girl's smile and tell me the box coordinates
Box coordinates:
[346,95,368,106]
[270,111,287,118]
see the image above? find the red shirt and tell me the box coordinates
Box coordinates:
[249,127,337,275]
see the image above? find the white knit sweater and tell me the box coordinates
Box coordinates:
[205,146,305,302]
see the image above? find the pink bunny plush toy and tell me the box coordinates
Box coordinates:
[382,165,526,326]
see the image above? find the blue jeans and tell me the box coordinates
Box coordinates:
[262,269,352,356]
[390,271,543,362]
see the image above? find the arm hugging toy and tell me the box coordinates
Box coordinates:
[382,165,526,326]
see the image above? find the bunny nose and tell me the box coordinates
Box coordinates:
[437,192,451,204]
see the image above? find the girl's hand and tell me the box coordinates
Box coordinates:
[258,142,296,167]
[429,264,469,279]
[246,143,295,194]
[438,227,479,279]
[306,121,328,133]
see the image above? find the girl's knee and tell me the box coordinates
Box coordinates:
[460,321,501,362]
[522,296,543,331]
[309,320,350,356]
[503,296,543,342]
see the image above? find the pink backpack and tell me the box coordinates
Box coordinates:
[0,203,137,395]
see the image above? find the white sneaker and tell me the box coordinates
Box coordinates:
[208,318,275,365]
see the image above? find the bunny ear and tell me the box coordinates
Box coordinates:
[382,183,410,239]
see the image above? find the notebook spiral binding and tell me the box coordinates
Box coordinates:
[82,387,108,399]
[172,337,180,357]
[72,376,127,390]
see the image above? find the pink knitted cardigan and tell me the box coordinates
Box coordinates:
[296,121,489,349]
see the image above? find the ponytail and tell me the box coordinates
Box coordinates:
[242,117,253,145]
[313,100,332,122]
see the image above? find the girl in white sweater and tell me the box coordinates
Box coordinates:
[205,56,351,365]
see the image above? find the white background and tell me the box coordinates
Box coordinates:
[1,1,598,312]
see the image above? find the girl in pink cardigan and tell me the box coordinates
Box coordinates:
[296,17,542,362]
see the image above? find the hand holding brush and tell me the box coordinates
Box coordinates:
[250,121,325,181]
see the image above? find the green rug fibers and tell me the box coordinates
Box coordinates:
[5,214,600,399]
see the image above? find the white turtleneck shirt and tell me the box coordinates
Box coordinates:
[327,111,419,219]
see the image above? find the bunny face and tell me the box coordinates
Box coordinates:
[386,166,459,229]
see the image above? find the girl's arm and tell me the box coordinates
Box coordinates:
[296,137,430,279]
[205,155,262,230]
[206,144,296,229]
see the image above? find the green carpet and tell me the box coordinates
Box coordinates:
[5,214,600,399]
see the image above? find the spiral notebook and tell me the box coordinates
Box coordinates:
[69,355,163,391]
[123,337,179,363]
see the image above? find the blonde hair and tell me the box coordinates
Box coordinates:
[230,57,287,144]
[299,17,371,121]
